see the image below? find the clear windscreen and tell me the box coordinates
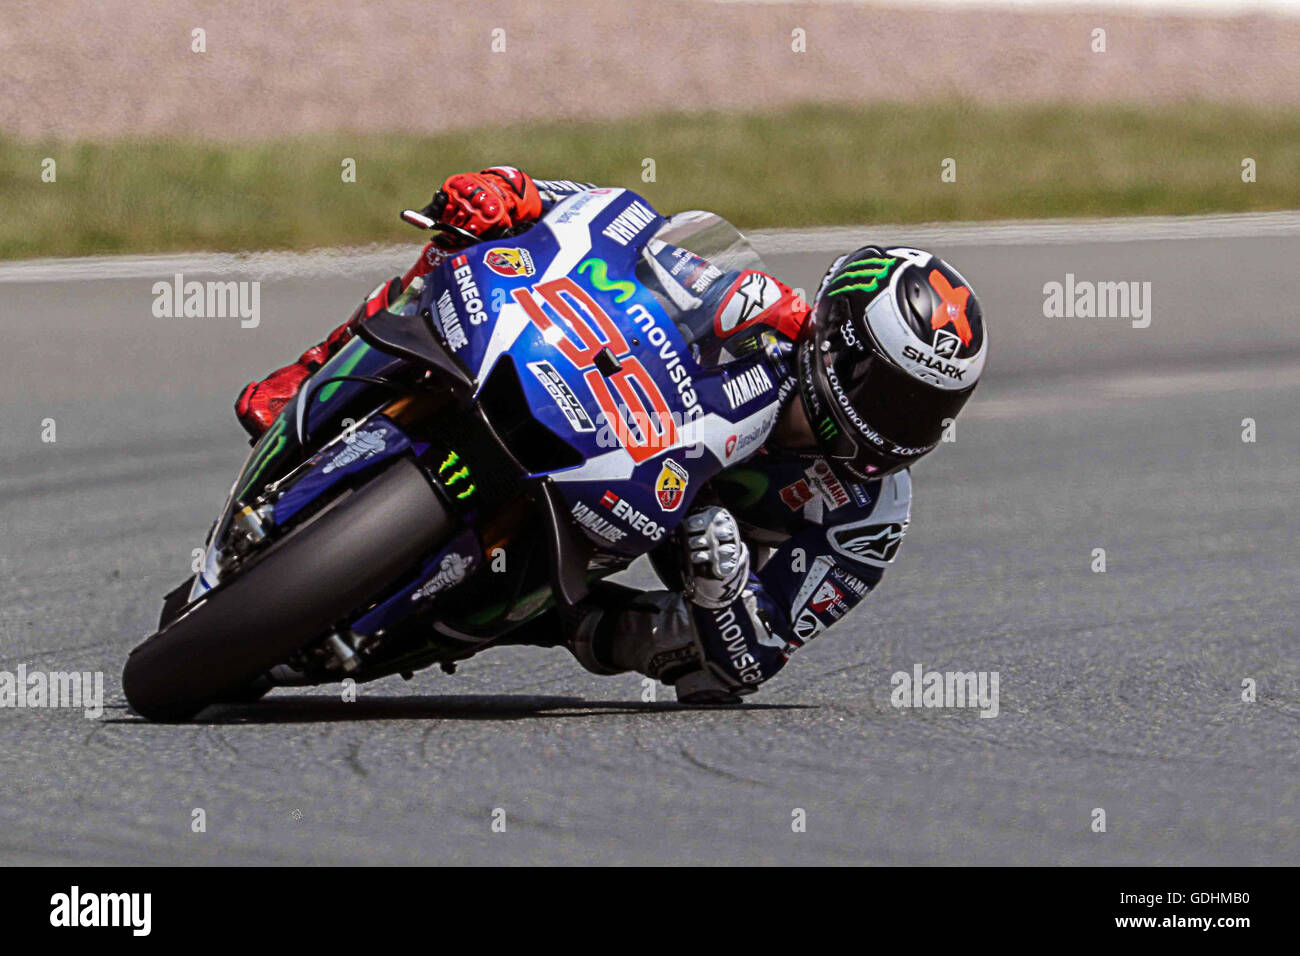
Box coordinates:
[634,211,772,355]
[647,210,769,277]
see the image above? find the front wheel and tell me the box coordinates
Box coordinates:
[122,457,451,721]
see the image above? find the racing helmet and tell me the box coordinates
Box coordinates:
[795,245,988,480]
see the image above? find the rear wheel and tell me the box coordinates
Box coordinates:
[122,458,451,721]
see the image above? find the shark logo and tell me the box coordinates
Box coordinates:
[932,328,961,359]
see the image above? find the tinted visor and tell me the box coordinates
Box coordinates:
[815,341,975,462]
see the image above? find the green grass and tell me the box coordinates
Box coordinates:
[3,101,1299,259]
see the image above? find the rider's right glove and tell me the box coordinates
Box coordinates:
[423,166,543,245]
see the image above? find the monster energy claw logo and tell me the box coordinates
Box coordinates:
[828,256,897,296]
[239,417,287,497]
[438,450,476,500]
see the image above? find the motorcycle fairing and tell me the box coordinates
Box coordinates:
[423,188,785,559]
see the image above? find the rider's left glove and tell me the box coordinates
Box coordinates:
[681,506,750,610]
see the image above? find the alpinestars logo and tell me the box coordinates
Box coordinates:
[828,521,906,565]
[716,272,779,336]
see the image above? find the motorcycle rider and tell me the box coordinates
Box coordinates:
[236,166,988,703]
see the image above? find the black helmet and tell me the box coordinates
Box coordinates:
[795,245,987,480]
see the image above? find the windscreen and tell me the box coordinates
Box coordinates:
[648,210,769,277]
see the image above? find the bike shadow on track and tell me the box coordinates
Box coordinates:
[105,694,810,725]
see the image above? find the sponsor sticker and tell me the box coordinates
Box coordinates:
[805,459,849,510]
[725,411,776,460]
[721,363,774,410]
[527,360,595,432]
[410,551,474,602]
[452,257,488,325]
[780,478,814,511]
[604,493,666,541]
[484,247,536,278]
[827,520,907,566]
[809,579,844,614]
[601,200,657,246]
[436,290,469,351]
[715,271,781,337]
[322,429,387,474]
[932,328,961,359]
[792,608,823,643]
[655,459,689,512]
[572,501,628,544]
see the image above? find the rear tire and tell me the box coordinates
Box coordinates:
[123,458,450,721]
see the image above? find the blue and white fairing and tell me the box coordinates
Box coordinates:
[192,188,788,605]
[424,188,787,560]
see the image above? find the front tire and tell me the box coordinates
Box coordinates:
[123,457,451,721]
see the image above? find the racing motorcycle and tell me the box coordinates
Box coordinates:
[122,188,788,720]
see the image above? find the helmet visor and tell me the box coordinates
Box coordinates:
[811,337,975,464]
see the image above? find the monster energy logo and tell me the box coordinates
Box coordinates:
[817,416,839,441]
[238,416,287,497]
[827,256,897,296]
[438,450,476,500]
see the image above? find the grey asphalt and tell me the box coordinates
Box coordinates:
[0,234,1296,865]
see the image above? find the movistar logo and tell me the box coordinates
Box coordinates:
[827,256,897,296]
[438,450,476,500]
[578,257,635,303]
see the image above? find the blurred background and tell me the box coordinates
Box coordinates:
[1,1,1298,866]
[4,0,1300,257]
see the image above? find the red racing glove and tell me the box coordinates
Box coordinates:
[427,166,542,244]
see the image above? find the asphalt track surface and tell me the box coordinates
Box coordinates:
[1,220,1297,865]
